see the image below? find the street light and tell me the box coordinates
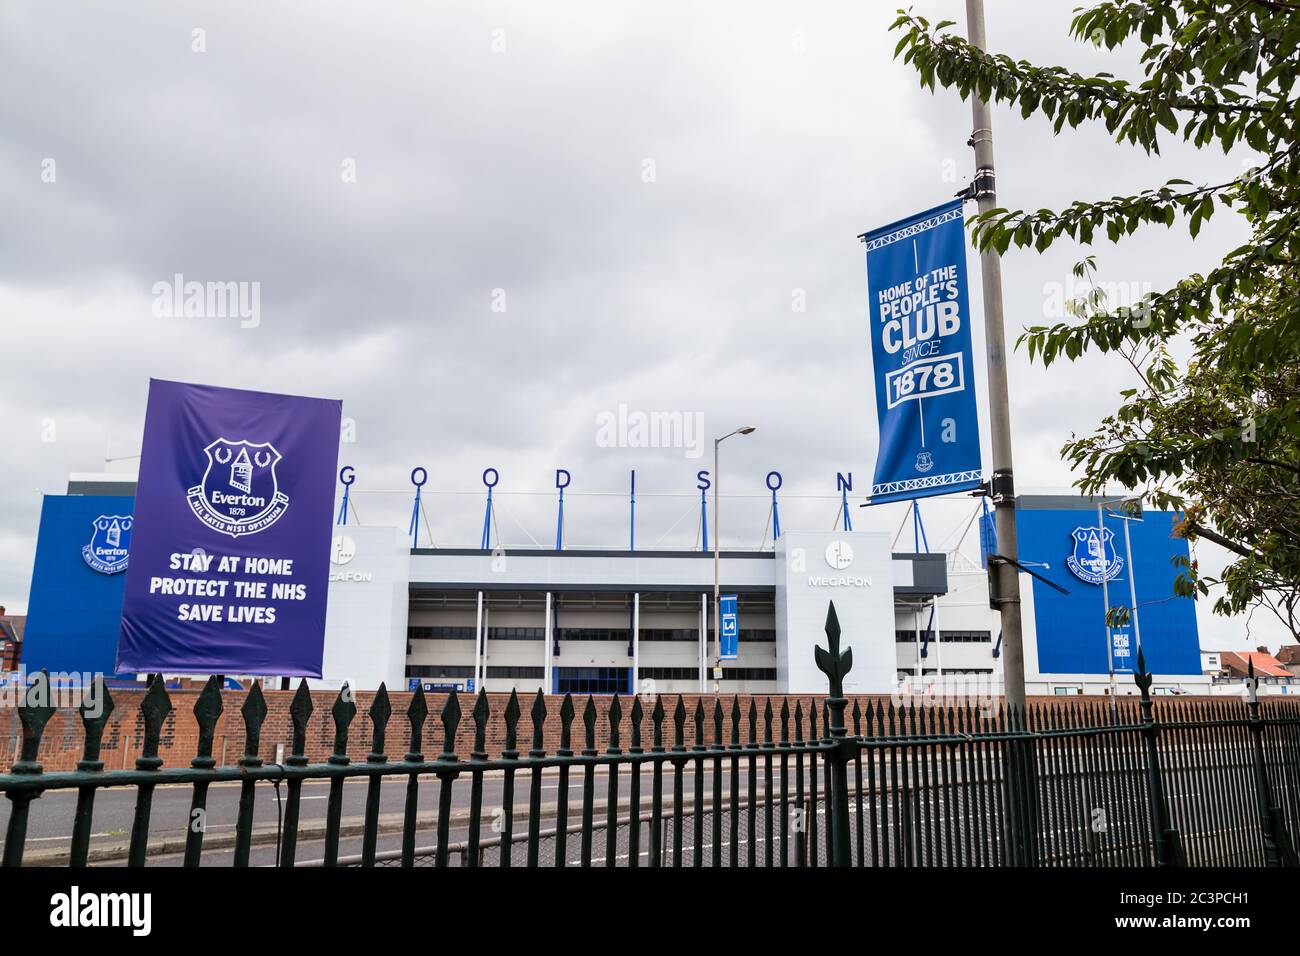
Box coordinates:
[713,426,756,689]
[1098,495,1144,709]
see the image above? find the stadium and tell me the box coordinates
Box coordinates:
[17,467,1207,698]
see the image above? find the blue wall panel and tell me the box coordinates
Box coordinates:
[23,495,135,678]
[1016,507,1200,676]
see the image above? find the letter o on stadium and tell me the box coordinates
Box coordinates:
[410,467,428,488]
[766,470,783,491]
[482,467,500,488]
[339,465,356,486]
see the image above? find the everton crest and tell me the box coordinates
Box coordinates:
[1065,526,1123,585]
[914,451,934,473]
[83,515,132,574]
[187,438,289,538]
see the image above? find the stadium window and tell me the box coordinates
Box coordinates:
[405,664,474,678]
[485,666,544,679]
[640,667,698,681]
[555,628,631,642]
[488,627,544,641]
[939,630,993,643]
[638,629,698,642]
[408,626,477,641]
[555,667,629,695]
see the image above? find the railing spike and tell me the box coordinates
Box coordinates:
[190,676,223,769]
[240,682,268,767]
[504,689,522,753]
[471,687,490,761]
[582,695,597,752]
[673,695,687,749]
[629,695,643,751]
[75,675,116,771]
[558,693,575,754]
[138,674,173,770]
[608,693,623,751]
[406,684,429,761]
[330,683,358,765]
[530,688,547,756]
[12,670,57,774]
[289,679,314,763]
[438,688,461,762]
[368,683,391,763]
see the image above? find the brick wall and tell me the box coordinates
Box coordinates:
[0,686,1149,773]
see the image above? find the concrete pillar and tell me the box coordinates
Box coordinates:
[544,591,553,694]
[632,591,640,694]
[474,590,484,690]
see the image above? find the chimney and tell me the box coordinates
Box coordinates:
[1257,646,1270,655]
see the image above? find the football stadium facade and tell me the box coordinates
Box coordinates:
[15,474,1208,697]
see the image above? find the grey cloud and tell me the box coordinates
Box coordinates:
[0,1,1279,651]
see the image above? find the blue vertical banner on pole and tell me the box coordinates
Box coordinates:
[117,379,341,677]
[863,199,983,504]
[719,594,739,661]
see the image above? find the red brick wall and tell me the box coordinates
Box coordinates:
[0,687,1148,773]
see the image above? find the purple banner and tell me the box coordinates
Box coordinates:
[117,379,342,677]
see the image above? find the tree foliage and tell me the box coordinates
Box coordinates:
[892,2,1300,637]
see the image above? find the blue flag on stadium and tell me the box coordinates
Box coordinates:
[863,199,983,504]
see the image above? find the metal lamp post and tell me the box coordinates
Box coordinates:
[713,426,755,687]
[1098,495,1144,709]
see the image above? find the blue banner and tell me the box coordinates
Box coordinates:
[117,379,342,677]
[719,594,738,661]
[863,199,982,504]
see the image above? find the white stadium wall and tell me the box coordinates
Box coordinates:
[775,531,899,694]
[316,525,410,690]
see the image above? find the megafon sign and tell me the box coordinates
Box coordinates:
[329,534,373,583]
[807,540,874,588]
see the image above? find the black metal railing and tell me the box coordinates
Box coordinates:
[2,601,1298,867]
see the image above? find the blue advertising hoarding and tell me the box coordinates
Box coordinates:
[21,495,136,679]
[1015,503,1200,676]
[117,379,342,676]
[863,200,983,504]
[719,594,738,661]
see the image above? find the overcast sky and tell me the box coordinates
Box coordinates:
[0,1,1283,651]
